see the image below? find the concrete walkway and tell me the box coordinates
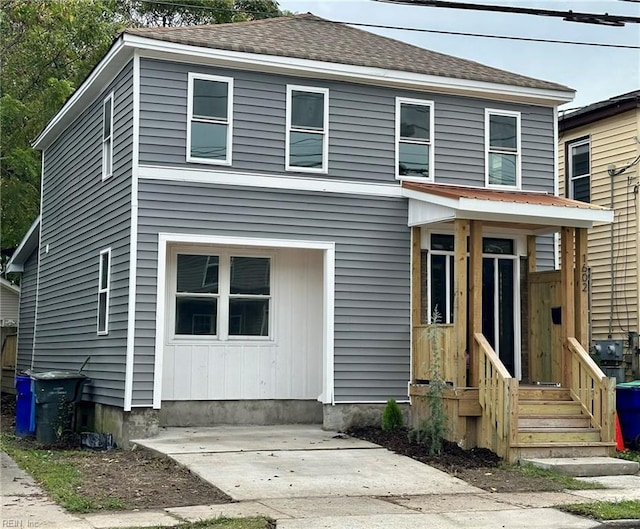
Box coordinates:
[3,425,640,528]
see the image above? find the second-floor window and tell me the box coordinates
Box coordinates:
[98,248,111,335]
[567,138,590,203]
[187,73,233,165]
[102,93,114,179]
[486,109,520,188]
[286,85,328,172]
[396,98,434,180]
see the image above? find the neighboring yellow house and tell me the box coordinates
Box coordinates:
[559,90,640,381]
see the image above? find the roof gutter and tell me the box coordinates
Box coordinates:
[559,96,640,132]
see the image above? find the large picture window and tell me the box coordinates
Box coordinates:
[286,85,328,172]
[486,109,520,188]
[102,93,114,179]
[174,252,271,339]
[187,73,233,165]
[396,98,434,180]
[97,248,111,335]
[568,138,590,203]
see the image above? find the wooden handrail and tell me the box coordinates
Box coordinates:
[567,337,616,443]
[475,332,518,460]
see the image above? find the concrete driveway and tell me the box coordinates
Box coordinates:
[133,425,481,501]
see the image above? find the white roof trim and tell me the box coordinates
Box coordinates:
[0,277,20,294]
[403,188,613,229]
[32,31,573,149]
[7,216,41,273]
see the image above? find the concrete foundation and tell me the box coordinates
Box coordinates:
[93,403,159,448]
[159,399,323,427]
[322,402,410,431]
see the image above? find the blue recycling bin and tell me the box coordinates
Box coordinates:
[14,374,35,436]
[616,380,640,448]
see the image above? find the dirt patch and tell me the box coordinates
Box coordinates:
[348,426,569,492]
[1,393,231,510]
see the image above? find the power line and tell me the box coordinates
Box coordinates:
[375,0,640,26]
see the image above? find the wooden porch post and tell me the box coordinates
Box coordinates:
[469,220,482,387]
[574,228,589,348]
[411,226,421,384]
[561,227,576,388]
[527,235,537,383]
[454,219,469,387]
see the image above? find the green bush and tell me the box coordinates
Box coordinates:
[382,399,404,432]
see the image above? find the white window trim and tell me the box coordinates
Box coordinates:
[169,246,274,342]
[186,72,233,166]
[567,137,590,201]
[102,93,114,180]
[395,97,435,182]
[97,247,111,335]
[485,108,521,190]
[285,85,329,174]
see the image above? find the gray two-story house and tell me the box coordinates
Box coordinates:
[9,14,614,459]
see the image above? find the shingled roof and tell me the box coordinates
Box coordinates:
[124,13,571,92]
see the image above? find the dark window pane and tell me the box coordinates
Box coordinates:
[190,122,227,160]
[177,255,219,293]
[497,259,515,375]
[482,238,514,255]
[490,114,517,150]
[400,104,430,140]
[488,152,516,186]
[289,131,323,168]
[430,254,446,322]
[291,91,324,130]
[229,299,269,336]
[193,79,228,120]
[100,253,109,289]
[103,98,111,137]
[176,297,217,335]
[230,257,270,295]
[572,175,590,203]
[399,142,429,177]
[98,292,107,332]
[571,143,589,177]
[431,234,454,252]
[482,258,495,348]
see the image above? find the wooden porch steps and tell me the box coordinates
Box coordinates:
[514,386,614,460]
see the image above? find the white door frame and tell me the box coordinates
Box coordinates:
[152,232,335,409]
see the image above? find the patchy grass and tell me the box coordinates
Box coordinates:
[0,431,125,512]
[560,500,640,520]
[122,519,275,529]
[510,463,602,490]
[617,450,640,464]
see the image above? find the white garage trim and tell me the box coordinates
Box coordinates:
[152,233,335,409]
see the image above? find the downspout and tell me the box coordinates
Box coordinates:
[608,169,615,337]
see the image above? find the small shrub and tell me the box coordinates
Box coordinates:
[381,399,404,432]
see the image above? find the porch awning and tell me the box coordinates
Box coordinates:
[402,182,613,231]
[6,216,40,273]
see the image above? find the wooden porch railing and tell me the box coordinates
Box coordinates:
[475,332,518,460]
[567,337,616,443]
[412,324,457,385]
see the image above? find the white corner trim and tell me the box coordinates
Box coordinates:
[123,34,574,105]
[137,164,403,198]
[553,106,560,269]
[124,53,141,412]
[152,233,336,409]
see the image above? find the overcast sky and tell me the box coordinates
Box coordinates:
[278,0,639,109]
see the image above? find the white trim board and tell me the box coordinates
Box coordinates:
[138,164,404,198]
[152,233,336,409]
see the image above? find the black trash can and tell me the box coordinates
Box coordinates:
[31,371,88,444]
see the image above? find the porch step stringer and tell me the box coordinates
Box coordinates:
[511,386,615,462]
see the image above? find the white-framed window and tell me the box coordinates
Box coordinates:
[102,93,114,179]
[396,97,434,180]
[485,109,521,188]
[172,249,272,340]
[567,137,590,203]
[187,73,233,165]
[286,85,329,173]
[97,248,111,335]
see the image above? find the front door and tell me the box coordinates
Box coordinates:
[481,238,519,378]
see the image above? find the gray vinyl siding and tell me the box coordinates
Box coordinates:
[139,58,555,191]
[34,61,134,407]
[536,235,556,271]
[16,249,38,373]
[133,179,411,405]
